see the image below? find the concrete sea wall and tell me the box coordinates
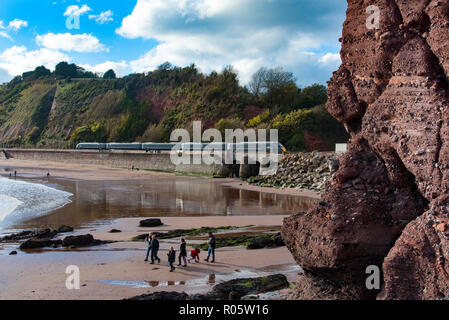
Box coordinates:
[2,149,229,176]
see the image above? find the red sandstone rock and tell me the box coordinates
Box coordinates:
[282,0,449,300]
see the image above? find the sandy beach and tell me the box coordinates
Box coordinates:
[0,159,316,300]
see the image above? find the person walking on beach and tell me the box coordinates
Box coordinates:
[178,238,187,267]
[205,232,216,263]
[168,247,176,272]
[188,248,201,263]
[144,232,153,262]
[150,234,161,264]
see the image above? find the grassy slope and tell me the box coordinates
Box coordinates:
[0,71,348,150]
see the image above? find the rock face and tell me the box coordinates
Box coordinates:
[282,0,449,300]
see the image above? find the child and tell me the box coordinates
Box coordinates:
[188,248,201,263]
[178,238,187,267]
[167,247,176,272]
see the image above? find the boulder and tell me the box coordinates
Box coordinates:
[109,229,122,233]
[62,234,107,248]
[20,239,62,250]
[139,219,163,228]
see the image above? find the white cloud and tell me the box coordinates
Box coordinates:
[8,19,28,31]
[319,52,341,67]
[80,60,128,76]
[64,4,92,17]
[118,0,345,85]
[0,18,28,40]
[0,46,69,77]
[89,10,114,24]
[0,31,12,40]
[36,33,108,53]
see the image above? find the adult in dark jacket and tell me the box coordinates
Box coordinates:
[144,233,153,262]
[178,238,187,267]
[167,247,176,272]
[205,232,216,263]
[150,234,161,264]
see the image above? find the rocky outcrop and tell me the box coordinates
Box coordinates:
[248,152,338,192]
[1,229,58,242]
[20,239,62,250]
[282,0,449,300]
[125,275,288,301]
[61,234,108,248]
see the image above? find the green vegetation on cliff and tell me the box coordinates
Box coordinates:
[0,62,348,151]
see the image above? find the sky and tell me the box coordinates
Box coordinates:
[0,0,347,87]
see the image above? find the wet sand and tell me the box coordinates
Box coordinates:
[0,159,313,300]
[0,216,300,300]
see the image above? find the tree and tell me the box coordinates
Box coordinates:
[54,61,78,78]
[158,62,173,70]
[248,68,267,97]
[297,84,328,109]
[34,66,51,78]
[103,69,117,79]
[22,66,51,80]
[248,67,296,97]
[263,67,296,92]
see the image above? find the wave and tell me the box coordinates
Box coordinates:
[0,177,73,227]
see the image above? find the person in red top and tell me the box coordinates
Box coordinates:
[188,248,201,263]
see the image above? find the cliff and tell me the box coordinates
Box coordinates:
[282,0,449,300]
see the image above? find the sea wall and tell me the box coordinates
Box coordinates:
[2,149,229,176]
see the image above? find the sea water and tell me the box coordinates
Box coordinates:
[0,177,73,228]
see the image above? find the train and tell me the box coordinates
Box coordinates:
[76,142,287,153]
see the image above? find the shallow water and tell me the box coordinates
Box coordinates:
[0,177,72,228]
[95,264,302,294]
[1,175,317,231]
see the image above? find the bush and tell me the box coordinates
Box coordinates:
[70,122,108,145]
[247,110,270,128]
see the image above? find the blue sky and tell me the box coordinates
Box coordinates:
[0,0,347,86]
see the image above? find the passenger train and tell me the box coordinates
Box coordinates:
[76,142,287,153]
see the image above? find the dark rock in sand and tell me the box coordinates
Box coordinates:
[126,275,288,301]
[139,219,163,228]
[131,233,148,241]
[62,234,107,248]
[9,251,17,255]
[247,236,275,250]
[191,274,289,300]
[20,239,62,250]
[57,225,74,233]
[109,229,122,233]
[247,233,284,249]
[125,291,188,301]
[1,229,58,243]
